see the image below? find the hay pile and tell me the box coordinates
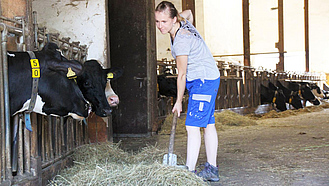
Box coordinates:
[214,110,257,127]
[48,142,207,186]
[248,102,329,119]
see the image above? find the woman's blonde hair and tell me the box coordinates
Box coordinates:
[155,1,185,23]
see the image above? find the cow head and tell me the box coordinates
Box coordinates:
[310,83,324,98]
[260,82,286,111]
[76,60,123,117]
[268,82,287,111]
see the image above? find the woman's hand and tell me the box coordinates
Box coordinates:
[172,101,182,117]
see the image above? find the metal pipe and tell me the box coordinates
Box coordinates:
[0,23,12,180]
[0,23,5,183]
[33,11,38,50]
[0,16,22,25]
[213,51,287,58]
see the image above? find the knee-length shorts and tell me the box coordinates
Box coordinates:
[185,77,220,128]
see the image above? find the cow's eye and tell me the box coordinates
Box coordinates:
[84,81,91,87]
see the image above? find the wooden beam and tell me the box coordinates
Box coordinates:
[182,0,196,26]
[304,0,309,72]
[242,0,250,66]
[277,0,285,71]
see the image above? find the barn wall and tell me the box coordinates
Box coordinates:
[309,0,329,73]
[31,0,108,63]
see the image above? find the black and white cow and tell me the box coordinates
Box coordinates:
[260,81,287,111]
[276,81,303,109]
[309,83,324,99]
[76,59,123,117]
[8,43,89,120]
[288,82,320,106]
[157,68,177,98]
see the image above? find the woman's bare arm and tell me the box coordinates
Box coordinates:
[180,9,193,24]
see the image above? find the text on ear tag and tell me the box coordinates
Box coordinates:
[67,67,77,79]
[107,72,114,79]
[30,59,40,78]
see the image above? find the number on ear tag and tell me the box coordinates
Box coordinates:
[107,73,114,79]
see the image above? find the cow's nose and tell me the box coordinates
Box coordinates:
[108,96,119,107]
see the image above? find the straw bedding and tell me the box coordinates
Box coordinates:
[48,143,207,186]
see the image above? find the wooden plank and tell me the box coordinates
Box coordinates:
[18,116,23,175]
[24,123,31,174]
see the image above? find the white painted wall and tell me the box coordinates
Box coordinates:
[32,0,107,64]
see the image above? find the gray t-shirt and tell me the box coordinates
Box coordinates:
[171,20,220,82]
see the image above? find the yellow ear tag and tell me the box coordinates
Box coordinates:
[298,90,302,95]
[289,98,292,104]
[107,73,114,79]
[272,97,276,103]
[67,67,77,79]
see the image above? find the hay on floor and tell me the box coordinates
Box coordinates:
[214,110,257,127]
[48,142,207,186]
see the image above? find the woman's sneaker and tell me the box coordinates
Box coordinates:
[197,162,220,182]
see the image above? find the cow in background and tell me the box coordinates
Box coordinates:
[157,68,178,98]
[309,83,324,99]
[260,81,287,111]
[8,43,89,120]
[276,81,303,109]
[288,82,320,106]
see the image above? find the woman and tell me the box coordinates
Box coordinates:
[155,1,220,182]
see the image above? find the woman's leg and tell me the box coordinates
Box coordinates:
[203,124,218,167]
[185,125,201,171]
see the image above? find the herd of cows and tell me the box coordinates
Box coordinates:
[261,80,326,111]
[157,67,329,112]
[7,43,328,126]
[8,42,123,123]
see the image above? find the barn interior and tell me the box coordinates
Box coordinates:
[1,0,329,185]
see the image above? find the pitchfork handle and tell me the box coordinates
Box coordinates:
[168,111,178,154]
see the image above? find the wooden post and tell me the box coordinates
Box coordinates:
[304,0,309,72]
[277,0,285,71]
[182,0,196,26]
[242,0,251,66]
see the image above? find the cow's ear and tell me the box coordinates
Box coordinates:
[104,67,123,81]
[48,59,84,77]
[268,81,277,90]
[42,42,62,60]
